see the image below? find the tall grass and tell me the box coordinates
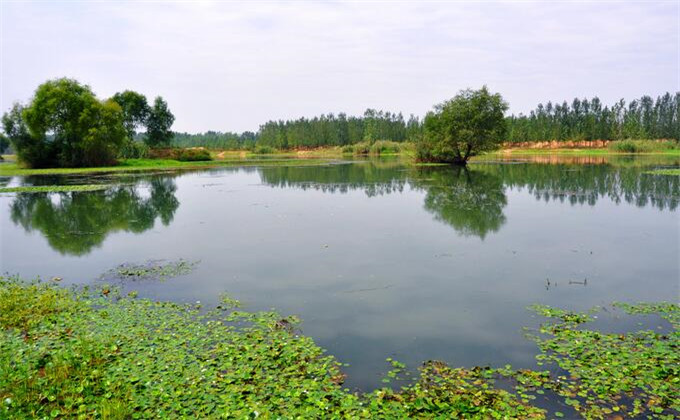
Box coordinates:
[342,141,411,156]
[608,139,680,153]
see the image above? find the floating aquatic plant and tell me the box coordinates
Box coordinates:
[1,277,677,419]
[102,259,199,282]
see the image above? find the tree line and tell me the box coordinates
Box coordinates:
[3,78,678,167]
[171,92,679,151]
[256,110,422,149]
[172,110,422,150]
[506,93,680,143]
[172,131,256,150]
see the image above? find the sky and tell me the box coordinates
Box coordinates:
[1,0,678,133]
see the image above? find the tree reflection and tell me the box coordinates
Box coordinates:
[260,163,507,239]
[413,167,506,239]
[10,177,179,255]
[481,162,679,211]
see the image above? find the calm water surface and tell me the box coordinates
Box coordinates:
[1,156,678,390]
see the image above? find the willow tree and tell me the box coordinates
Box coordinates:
[418,86,508,165]
[11,78,126,167]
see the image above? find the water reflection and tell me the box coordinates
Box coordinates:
[4,158,678,255]
[1,158,677,391]
[485,163,679,210]
[9,177,178,255]
[414,167,506,239]
[260,160,678,238]
[259,162,407,196]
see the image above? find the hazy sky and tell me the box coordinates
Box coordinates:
[1,1,678,133]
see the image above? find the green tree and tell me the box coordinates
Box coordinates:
[111,90,150,139]
[1,103,52,166]
[10,78,126,167]
[80,99,128,165]
[418,86,508,165]
[145,96,175,147]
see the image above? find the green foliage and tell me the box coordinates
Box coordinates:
[145,97,175,148]
[256,111,421,149]
[80,99,128,166]
[118,139,150,159]
[608,139,680,153]
[104,259,199,282]
[418,86,508,164]
[2,277,677,419]
[0,157,335,177]
[1,79,176,168]
[174,148,212,161]
[346,140,406,156]
[350,141,371,155]
[526,303,679,419]
[0,278,78,332]
[146,147,211,161]
[2,103,54,167]
[369,140,406,155]
[172,131,256,150]
[0,277,540,419]
[111,90,150,139]
[254,145,275,154]
[341,144,354,154]
[21,78,126,167]
[2,79,125,168]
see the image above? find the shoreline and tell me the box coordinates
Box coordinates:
[1,145,679,177]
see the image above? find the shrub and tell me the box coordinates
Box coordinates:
[254,145,275,154]
[147,147,212,161]
[351,142,371,155]
[369,140,403,155]
[608,139,679,153]
[341,144,354,154]
[175,148,212,161]
[118,139,150,159]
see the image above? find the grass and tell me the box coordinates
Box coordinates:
[0,184,112,193]
[0,157,336,177]
[1,276,678,419]
[608,139,680,153]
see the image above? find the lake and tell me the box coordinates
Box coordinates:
[1,155,678,391]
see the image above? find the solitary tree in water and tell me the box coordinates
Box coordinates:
[418,86,508,165]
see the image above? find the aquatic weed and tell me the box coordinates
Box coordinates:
[101,259,199,282]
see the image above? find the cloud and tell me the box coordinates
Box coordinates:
[1,1,677,132]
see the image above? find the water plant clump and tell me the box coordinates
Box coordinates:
[525,303,679,419]
[102,259,199,282]
[0,184,112,193]
[0,277,677,419]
